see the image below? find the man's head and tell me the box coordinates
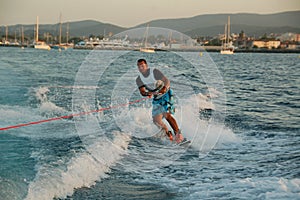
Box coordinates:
[137,58,148,74]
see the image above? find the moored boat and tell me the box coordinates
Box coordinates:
[220,16,234,55]
[33,16,51,50]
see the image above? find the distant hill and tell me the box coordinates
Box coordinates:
[185,25,300,37]
[136,11,300,37]
[1,11,299,39]
[64,20,126,37]
[1,20,126,39]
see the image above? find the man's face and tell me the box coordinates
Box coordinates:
[137,61,148,74]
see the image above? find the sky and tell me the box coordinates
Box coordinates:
[1,0,299,27]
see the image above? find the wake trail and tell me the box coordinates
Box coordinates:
[25,131,130,200]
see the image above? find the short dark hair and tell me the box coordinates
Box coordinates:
[137,58,147,64]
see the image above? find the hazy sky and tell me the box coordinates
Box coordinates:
[1,0,299,27]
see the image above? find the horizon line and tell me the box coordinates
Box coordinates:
[1,10,299,27]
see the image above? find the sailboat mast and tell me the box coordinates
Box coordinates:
[144,24,149,48]
[21,26,24,44]
[168,31,172,48]
[227,16,230,44]
[66,22,69,43]
[59,13,62,44]
[36,16,39,42]
[5,25,8,42]
[220,15,234,54]
[14,30,17,43]
[223,24,227,47]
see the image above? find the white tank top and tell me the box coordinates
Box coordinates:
[139,68,156,90]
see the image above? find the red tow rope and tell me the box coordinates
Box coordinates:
[0,97,149,131]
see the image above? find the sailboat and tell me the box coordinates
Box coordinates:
[140,25,155,53]
[53,13,73,50]
[220,16,234,55]
[33,16,51,50]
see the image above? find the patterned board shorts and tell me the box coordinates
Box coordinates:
[151,89,175,117]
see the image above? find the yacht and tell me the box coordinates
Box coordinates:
[140,25,155,53]
[33,16,51,50]
[220,16,234,55]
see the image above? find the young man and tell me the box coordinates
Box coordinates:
[135,58,184,143]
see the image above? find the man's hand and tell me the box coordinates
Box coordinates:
[142,91,153,97]
[146,92,153,97]
[158,86,167,94]
[152,86,167,97]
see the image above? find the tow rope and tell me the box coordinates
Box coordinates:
[0,97,149,131]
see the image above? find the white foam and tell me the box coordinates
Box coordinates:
[238,177,300,199]
[35,86,67,116]
[113,105,159,139]
[0,106,37,124]
[113,93,237,153]
[0,104,72,139]
[0,87,66,130]
[35,87,50,103]
[174,94,238,153]
[192,93,215,111]
[0,105,44,135]
[50,85,100,89]
[25,131,130,200]
[207,87,221,98]
[39,101,66,116]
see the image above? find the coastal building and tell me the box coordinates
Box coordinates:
[234,30,249,49]
[252,39,281,49]
[279,42,300,49]
[277,32,300,42]
[286,43,299,49]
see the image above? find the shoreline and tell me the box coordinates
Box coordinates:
[74,46,300,53]
[1,44,300,53]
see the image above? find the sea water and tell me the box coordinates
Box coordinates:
[0,47,299,200]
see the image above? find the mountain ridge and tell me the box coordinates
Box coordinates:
[1,11,299,38]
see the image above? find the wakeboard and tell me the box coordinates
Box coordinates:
[177,138,191,147]
[156,129,191,147]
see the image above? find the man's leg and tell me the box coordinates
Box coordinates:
[153,114,168,133]
[164,113,183,143]
[153,113,174,140]
[164,113,179,133]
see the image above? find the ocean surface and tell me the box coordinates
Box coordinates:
[0,47,299,200]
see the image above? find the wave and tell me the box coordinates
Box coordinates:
[0,104,74,139]
[1,87,238,199]
[238,177,300,199]
[174,93,239,153]
[49,85,101,90]
[186,177,300,199]
[25,131,130,200]
[124,91,238,151]
[35,87,67,117]
[0,105,43,134]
